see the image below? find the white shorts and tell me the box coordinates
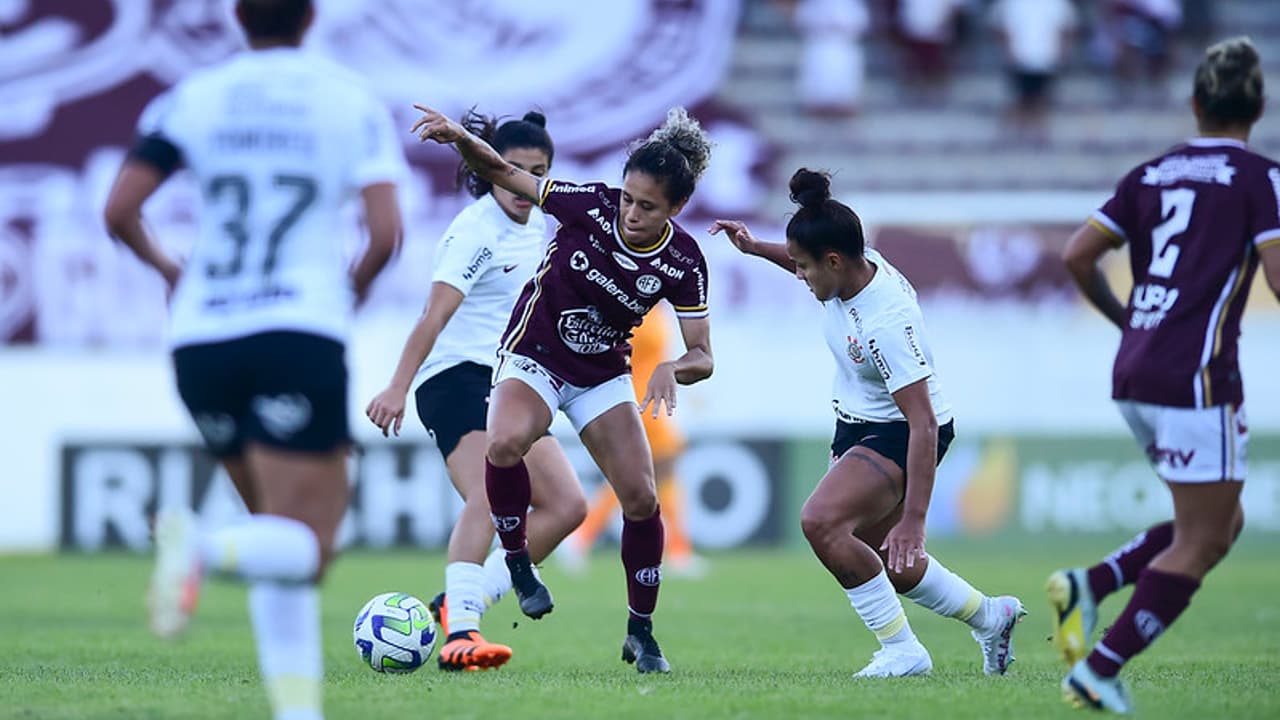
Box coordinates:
[493,353,636,433]
[1116,400,1248,483]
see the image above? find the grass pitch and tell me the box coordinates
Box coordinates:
[1,537,1277,719]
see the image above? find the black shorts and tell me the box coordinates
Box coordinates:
[415,361,491,459]
[172,331,349,457]
[831,418,956,470]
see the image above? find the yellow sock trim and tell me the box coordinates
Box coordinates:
[873,611,907,641]
[214,540,238,574]
[956,590,983,622]
[266,674,321,715]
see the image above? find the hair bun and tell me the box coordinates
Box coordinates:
[789,168,832,209]
[522,111,547,128]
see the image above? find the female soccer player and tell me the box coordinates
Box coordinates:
[102,1,404,718]
[711,169,1025,679]
[1049,36,1280,714]
[412,104,714,674]
[365,110,587,670]
[563,306,705,577]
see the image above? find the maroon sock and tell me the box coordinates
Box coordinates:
[622,507,664,619]
[1086,567,1199,678]
[1086,521,1174,601]
[485,458,531,552]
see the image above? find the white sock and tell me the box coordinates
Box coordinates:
[201,515,319,583]
[481,547,512,605]
[249,582,323,720]
[902,556,988,631]
[444,562,487,634]
[845,570,918,648]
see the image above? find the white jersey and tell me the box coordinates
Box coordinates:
[415,193,548,384]
[137,48,407,348]
[821,249,952,424]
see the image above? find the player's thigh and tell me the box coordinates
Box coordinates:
[525,434,586,510]
[805,445,904,532]
[579,401,656,518]
[487,355,558,459]
[244,444,350,552]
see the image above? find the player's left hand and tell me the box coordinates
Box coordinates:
[410,104,466,144]
[881,514,927,574]
[640,361,679,419]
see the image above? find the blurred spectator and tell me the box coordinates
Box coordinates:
[990,0,1078,142]
[891,0,969,92]
[1109,0,1183,89]
[791,0,871,116]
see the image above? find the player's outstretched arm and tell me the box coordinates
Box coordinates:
[881,378,938,574]
[350,182,403,304]
[366,282,465,437]
[1259,242,1280,303]
[411,104,541,203]
[708,219,796,273]
[103,161,182,290]
[1062,221,1127,328]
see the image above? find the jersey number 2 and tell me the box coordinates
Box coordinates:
[1148,188,1195,279]
[205,174,318,279]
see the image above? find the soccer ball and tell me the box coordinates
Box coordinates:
[353,592,437,673]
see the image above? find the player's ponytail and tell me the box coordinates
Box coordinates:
[785,168,865,261]
[459,108,555,198]
[1193,37,1264,129]
[624,107,712,206]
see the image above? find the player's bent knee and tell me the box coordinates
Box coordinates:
[486,431,534,467]
[617,487,658,520]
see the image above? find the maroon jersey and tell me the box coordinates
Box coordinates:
[1092,138,1280,408]
[500,179,710,387]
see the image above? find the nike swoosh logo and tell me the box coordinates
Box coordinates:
[503,264,519,273]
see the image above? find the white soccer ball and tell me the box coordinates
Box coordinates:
[353,592,437,673]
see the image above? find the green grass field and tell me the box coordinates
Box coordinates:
[1,537,1277,719]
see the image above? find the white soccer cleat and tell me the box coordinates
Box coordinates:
[852,641,933,678]
[147,508,204,639]
[972,595,1028,675]
[1047,568,1099,666]
[1061,659,1134,714]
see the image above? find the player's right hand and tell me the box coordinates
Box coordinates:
[708,219,756,255]
[365,388,406,437]
[411,104,466,145]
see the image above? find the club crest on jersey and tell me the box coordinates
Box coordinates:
[611,251,640,271]
[570,250,590,271]
[846,336,865,364]
[635,274,662,296]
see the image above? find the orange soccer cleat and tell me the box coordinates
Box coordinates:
[436,630,513,671]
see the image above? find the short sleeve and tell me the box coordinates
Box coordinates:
[350,92,408,188]
[430,213,492,296]
[667,250,709,319]
[865,317,933,394]
[1091,171,1138,248]
[537,178,610,226]
[128,88,186,175]
[1250,164,1280,250]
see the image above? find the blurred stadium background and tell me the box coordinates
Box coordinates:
[2,0,1280,559]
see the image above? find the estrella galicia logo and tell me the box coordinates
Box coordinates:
[490,514,522,532]
[634,566,662,587]
[867,338,892,380]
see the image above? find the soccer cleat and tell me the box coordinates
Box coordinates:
[622,617,671,674]
[1047,568,1098,666]
[147,508,203,639]
[1061,660,1134,714]
[852,642,933,678]
[972,595,1028,675]
[428,591,448,637]
[504,549,554,619]
[436,630,513,671]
